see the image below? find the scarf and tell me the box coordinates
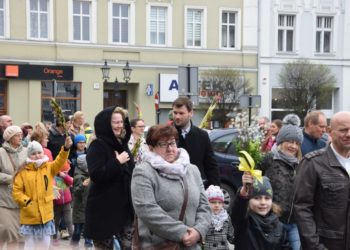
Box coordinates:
[271,146,299,165]
[248,211,283,249]
[211,208,229,231]
[143,148,189,177]
[26,155,49,168]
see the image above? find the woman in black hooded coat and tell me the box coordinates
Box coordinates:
[84,106,135,249]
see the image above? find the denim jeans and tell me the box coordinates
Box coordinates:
[71,223,93,247]
[283,223,300,250]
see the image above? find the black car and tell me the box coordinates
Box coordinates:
[208,128,243,211]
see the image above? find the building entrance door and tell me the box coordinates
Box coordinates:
[103,82,128,109]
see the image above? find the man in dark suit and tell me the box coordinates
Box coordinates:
[172,96,220,186]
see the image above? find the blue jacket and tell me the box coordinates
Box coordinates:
[301,131,326,156]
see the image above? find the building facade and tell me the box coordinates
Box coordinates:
[258,0,350,120]
[0,0,258,127]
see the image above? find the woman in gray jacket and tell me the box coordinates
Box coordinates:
[131,124,211,249]
[0,126,27,248]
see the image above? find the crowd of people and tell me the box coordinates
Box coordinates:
[0,98,350,250]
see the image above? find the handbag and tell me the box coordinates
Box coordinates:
[132,177,189,250]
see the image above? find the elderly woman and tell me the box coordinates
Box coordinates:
[131,124,211,249]
[85,106,135,250]
[0,126,27,248]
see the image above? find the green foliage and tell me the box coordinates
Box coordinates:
[234,126,264,164]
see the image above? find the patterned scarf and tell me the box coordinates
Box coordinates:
[211,208,229,231]
[143,148,189,177]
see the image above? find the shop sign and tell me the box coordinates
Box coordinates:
[159,74,178,102]
[0,64,73,80]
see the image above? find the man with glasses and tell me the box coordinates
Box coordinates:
[172,97,220,187]
[294,111,350,250]
[128,118,149,163]
[301,110,328,155]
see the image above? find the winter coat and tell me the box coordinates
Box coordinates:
[175,123,220,186]
[72,164,89,224]
[294,146,350,250]
[47,126,74,159]
[53,172,73,205]
[203,215,234,250]
[85,106,135,240]
[301,130,326,156]
[262,150,298,224]
[12,147,69,224]
[231,190,286,250]
[131,149,211,250]
[0,142,27,209]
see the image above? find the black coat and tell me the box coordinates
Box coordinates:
[176,124,220,186]
[231,191,286,250]
[84,106,135,240]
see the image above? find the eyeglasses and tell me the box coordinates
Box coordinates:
[136,125,145,128]
[157,140,177,149]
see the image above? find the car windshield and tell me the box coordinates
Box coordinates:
[211,132,238,155]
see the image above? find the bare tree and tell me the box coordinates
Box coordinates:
[278,60,336,122]
[199,69,253,125]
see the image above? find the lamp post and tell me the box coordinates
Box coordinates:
[101,60,132,85]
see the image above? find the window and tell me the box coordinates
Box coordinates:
[0,0,4,37]
[41,81,81,122]
[0,80,7,115]
[278,15,295,52]
[316,16,333,53]
[73,0,91,41]
[150,6,167,45]
[221,11,236,48]
[316,91,332,109]
[28,0,49,39]
[111,3,129,43]
[186,8,206,48]
[271,88,289,109]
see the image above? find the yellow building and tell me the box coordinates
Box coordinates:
[0,0,258,126]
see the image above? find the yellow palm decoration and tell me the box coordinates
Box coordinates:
[238,150,263,183]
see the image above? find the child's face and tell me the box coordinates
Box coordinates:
[249,195,272,216]
[29,151,44,160]
[209,200,224,215]
[76,141,86,151]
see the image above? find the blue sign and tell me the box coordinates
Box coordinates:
[146,84,153,96]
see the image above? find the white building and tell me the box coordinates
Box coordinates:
[258,0,350,120]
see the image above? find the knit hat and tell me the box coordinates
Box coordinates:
[27,141,44,157]
[3,125,22,142]
[206,185,224,202]
[276,124,303,145]
[74,134,86,145]
[282,114,301,127]
[77,154,88,172]
[251,176,273,198]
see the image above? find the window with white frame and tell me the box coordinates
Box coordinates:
[0,0,6,37]
[221,10,236,48]
[28,0,49,39]
[316,16,333,53]
[150,6,167,45]
[186,8,203,47]
[112,3,129,43]
[73,0,91,41]
[277,14,295,52]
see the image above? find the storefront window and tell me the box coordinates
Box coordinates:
[0,80,7,115]
[41,81,81,122]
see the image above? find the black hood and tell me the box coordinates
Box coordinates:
[93,106,131,153]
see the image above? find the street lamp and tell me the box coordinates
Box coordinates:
[101,60,132,84]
